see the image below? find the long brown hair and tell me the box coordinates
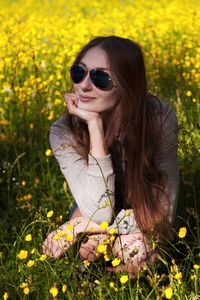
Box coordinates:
[64,36,171,239]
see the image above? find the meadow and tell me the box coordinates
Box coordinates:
[0,0,200,299]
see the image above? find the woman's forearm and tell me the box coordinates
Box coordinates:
[87,117,108,157]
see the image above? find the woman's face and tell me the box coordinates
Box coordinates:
[73,46,120,113]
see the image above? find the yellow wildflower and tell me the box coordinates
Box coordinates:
[39,254,47,261]
[83,260,90,267]
[50,286,59,297]
[104,254,110,261]
[110,235,116,242]
[100,221,109,230]
[21,180,26,186]
[25,234,32,242]
[120,275,129,284]
[45,149,52,156]
[31,248,35,254]
[17,250,28,260]
[67,223,74,231]
[57,230,65,237]
[3,292,9,300]
[178,227,187,238]
[97,244,107,254]
[65,234,73,242]
[186,90,192,96]
[62,284,67,293]
[174,272,182,280]
[193,264,200,270]
[20,282,28,288]
[56,215,63,223]
[108,228,116,234]
[27,260,35,267]
[53,234,60,241]
[111,258,121,267]
[164,287,173,299]
[109,282,115,288]
[47,210,54,218]
[23,287,30,295]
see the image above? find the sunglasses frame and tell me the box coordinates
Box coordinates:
[70,64,115,91]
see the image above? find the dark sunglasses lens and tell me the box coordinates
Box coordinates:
[90,69,110,89]
[70,65,85,83]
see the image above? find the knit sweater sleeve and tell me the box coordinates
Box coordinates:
[49,116,115,224]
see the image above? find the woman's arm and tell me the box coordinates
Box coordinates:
[88,117,108,157]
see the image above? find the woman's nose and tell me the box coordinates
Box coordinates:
[79,73,93,91]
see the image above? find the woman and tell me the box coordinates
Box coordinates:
[43,36,179,273]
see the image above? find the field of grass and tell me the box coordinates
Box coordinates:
[0,0,199,299]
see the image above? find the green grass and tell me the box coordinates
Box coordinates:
[0,0,200,298]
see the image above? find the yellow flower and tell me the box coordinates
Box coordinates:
[3,292,9,300]
[109,282,115,288]
[65,234,73,242]
[25,234,32,242]
[120,275,129,284]
[57,230,65,237]
[164,287,173,299]
[56,215,63,223]
[27,260,35,267]
[23,287,30,295]
[83,260,90,267]
[174,272,182,280]
[50,286,59,297]
[21,180,26,186]
[178,227,187,238]
[110,235,116,242]
[100,221,109,230]
[62,284,67,293]
[108,228,116,234]
[20,282,28,288]
[39,254,47,261]
[17,250,28,260]
[47,210,54,218]
[45,149,52,156]
[125,210,130,216]
[53,234,60,241]
[186,90,192,96]
[31,248,35,254]
[97,244,107,254]
[67,223,74,231]
[104,254,110,261]
[193,264,200,270]
[111,258,121,267]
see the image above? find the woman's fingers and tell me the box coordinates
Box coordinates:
[63,92,99,123]
[42,230,69,258]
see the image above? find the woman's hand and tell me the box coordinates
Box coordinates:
[64,93,100,124]
[42,217,102,258]
[42,223,77,258]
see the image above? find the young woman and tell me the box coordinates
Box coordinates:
[43,36,179,273]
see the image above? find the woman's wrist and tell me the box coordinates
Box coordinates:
[87,118,108,157]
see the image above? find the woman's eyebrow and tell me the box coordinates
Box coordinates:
[79,61,110,71]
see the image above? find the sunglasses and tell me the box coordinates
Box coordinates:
[70,65,115,91]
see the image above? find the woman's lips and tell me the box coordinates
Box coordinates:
[79,95,95,102]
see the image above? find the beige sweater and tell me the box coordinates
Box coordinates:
[50,101,179,234]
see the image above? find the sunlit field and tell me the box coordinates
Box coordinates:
[0,0,200,298]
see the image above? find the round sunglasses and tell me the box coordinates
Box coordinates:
[70,65,115,91]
